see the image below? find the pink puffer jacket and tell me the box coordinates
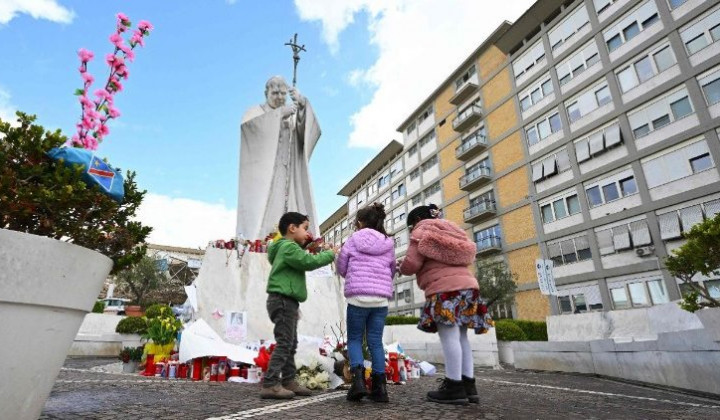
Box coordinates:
[399,219,477,298]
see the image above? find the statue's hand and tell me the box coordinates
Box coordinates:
[289,87,307,108]
[281,104,297,119]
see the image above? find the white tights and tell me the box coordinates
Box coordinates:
[437,324,474,381]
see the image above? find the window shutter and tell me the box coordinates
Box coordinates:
[543,156,558,177]
[532,162,544,182]
[596,229,615,255]
[704,199,720,219]
[612,225,632,250]
[630,220,652,246]
[576,138,591,162]
[658,212,682,240]
[680,205,703,232]
[604,123,622,148]
[589,131,605,155]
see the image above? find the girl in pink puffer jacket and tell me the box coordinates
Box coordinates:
[399,204,491,406]
[336,202,395,403]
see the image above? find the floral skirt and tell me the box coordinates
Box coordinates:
[418,288,494,335]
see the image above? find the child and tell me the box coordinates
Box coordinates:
[260,212,337,400]
[399,204,488,406]
[336,203,395,402]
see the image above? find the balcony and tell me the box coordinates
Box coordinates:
[455,131,488,160]
[459,166,492,191]
[463,200,496,224]
[476,236,502,256]
[453,104,483,132]
[449,79,479,105]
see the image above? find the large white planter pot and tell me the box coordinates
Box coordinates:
[695,307,720,342]
[497,341,515,365]
[0,229,112,420]
[121,333,144,349]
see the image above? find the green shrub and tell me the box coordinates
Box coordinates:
[513,320,548,341]
[144,303,172,319]
[92,300,105,314]
[115,316,148,334]
[495,319,527,342]
[385,315,420,326]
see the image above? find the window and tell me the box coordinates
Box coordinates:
[667,0,688,10]
[405,122,416,136]
[549,5,590,51]
[586,174,637,207]
[470,191,495,209]
[594,0,621,16]
[596,219,652,255]
[642,139,714,188]
[519,75,554,112]
[377,173,390,188]
[512,40,546,81]
[411,194,422,206]
[408,145,417,157]
[690,153,713,173]
[653,46,675,72]
[531,149,571,182]
[699,66,720,105]
[419,131,436,148]
[628,87,694,139]
[525,111,562,146]
[556,41,600,86]
[547,235,592,267]
[421,155,438,172]
[409,169,420,181]
[455,65,477,90]
[423,181,441,199]
[610,278,668,309]
[540,193,581,224]
[680,6,720,55]
[603,1,660,52]
[474,225,501,249]
[575,123,623,163]
[565,81,612,124]
[391,183,406,200]
[417,106,433,125]
[634,56,654,83]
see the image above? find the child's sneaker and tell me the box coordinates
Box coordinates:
[260,384,295,399]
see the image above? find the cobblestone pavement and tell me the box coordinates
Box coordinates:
[39,357,720,420]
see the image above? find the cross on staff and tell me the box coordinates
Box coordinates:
[284,33,306,87]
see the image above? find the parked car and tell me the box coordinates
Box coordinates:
[102,298,131,315]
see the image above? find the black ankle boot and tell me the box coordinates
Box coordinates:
[368,373,389,403]
[347,366,368,401]
[426,377,468,405]
[462,375,479,404]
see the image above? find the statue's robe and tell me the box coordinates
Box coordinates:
[236,102,321,240]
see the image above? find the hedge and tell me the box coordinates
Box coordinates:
[144,303,172,319]
[385,315,420,326]
[495,320,527,341]
[92,300,105,314]
[495,319,547,342]
[115,316,148,334]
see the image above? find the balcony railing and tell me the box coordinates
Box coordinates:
[453,104,483,132]
[456,131,488,160]
[449,78,479,105]
[459,166,492,191]
[463,200,496,223]
[476,236,502,255]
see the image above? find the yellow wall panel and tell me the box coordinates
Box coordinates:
[486,100,517,141]
[496,167,529,208]
[482,67,512,110]
[491,131,524,173]
[501,205,535,245]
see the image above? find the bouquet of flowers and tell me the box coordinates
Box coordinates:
[296,359,330,390]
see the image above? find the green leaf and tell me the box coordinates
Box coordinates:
[74,88,85,96]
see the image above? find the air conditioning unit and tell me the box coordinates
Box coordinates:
[635,246,655,257]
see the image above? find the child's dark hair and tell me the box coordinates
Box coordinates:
[355,202,388,237]
[278,212,309,235]
[406,204,440,228]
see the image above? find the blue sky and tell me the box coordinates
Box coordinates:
[0,0,533,247]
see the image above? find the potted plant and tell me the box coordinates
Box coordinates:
[119,346,144,373]
[142,306,182,362]
[665,214,720,341]
[115,316,148,348]
[0,13,152,420]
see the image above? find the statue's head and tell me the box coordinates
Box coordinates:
[265,76,288,109]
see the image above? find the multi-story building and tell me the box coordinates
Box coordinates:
[322,0,720,320]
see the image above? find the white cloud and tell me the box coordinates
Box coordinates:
[0,0,74,25]
[136,193,236,249]
[0,88,18,125]
[294,0,535,149]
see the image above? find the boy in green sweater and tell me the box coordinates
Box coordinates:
[260,212,337,400]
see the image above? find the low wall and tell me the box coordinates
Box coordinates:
[383,324,499,367]
[512,329,720,395]
[547,302,704,342]
[68,313,125,356]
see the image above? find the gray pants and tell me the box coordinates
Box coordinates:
[263,293,299,388]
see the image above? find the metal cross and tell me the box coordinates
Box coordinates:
[284,33,306,87]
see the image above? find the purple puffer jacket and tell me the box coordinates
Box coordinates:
[336,228,396,298]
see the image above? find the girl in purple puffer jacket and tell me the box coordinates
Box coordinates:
[336,202,395,403]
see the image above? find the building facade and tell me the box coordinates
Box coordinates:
[322,0,720,319]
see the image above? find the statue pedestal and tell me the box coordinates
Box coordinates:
[194,247,345,343]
